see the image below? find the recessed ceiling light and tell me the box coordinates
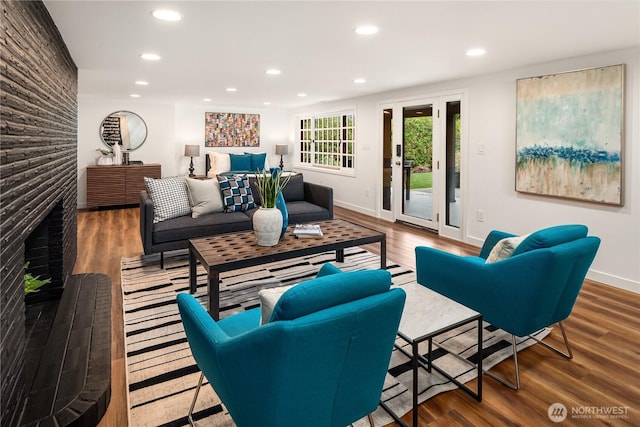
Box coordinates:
[353,78,366,84]
[203,98,212,102]
[130,94,141,98]
[355,25,378,35]
[263,101,272,105]
[226,87,237,92]
[140,53,161,61]
[297,93,307,97]
[466,48,486,57]
[135,80,149,86]
[266,69,281,75]
[152,9,181,21]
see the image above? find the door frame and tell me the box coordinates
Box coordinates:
[377,90,467,241]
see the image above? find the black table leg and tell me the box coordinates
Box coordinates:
[208,270,220,321]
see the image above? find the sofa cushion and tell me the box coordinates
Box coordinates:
[511,225,588,257]
[152,211,252,244]
[217,175,256,212]
[281,173,304,202]
[185,178,224,218]
[285,201,330,224]
[229,153,252,171]
[144,176,192,223]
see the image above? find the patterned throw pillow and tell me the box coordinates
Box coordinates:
[144,176,192,223]
[216,175,255,212]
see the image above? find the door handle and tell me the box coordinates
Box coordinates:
[395,161,401,166]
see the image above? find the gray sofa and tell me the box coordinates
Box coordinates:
[140,174,333,267]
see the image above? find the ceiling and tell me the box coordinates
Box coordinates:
[44,1,639,109]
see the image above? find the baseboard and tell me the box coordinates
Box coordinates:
[334,200,377,217]
[586,270,639,294]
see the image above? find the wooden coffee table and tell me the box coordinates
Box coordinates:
[188,218,386,320]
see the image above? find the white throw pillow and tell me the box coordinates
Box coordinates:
[185,178,224,218]
[258,285,295,324]
[207,152,231,177]
[485,234,529,263]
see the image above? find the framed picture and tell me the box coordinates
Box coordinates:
[515,64,625,205]
[205,112,260,147]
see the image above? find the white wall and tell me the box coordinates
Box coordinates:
[77,97,288,207]
[289,48,640,292]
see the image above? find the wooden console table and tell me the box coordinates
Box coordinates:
[86,164,161,208]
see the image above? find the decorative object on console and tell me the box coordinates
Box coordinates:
[95,147,113,165]
[516,64,624,205]
[275,144,288,169]
[205,112,260,147]
[113,142,122,165]
[253,168,291,246]
[184,145,200,177]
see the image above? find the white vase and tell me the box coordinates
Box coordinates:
[113,144,122,165]
[96,155,113,166]
[253,207,283,246]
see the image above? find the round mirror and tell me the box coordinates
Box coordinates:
[99,111,148,151]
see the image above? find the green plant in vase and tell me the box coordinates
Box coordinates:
[255,168,291,208]
[253,169,291,246]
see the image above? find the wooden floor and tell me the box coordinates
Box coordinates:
[73,206,640,427]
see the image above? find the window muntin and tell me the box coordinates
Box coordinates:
[298,111,355,171]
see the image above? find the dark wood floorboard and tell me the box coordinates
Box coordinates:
[73,206,640,426]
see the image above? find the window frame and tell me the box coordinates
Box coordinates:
[297,109,356,175]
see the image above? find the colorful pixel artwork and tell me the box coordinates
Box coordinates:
[205,112,260,147]
[515,64,625,205]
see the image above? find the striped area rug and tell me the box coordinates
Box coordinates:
[122,247,548,426]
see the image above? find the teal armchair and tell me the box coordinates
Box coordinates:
[415,225,600,389]
[177,266,406,427]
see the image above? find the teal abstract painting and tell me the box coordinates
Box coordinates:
[516,64,624,205]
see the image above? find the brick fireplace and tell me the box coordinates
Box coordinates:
[0,1,78,425]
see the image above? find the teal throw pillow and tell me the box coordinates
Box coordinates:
[246,152,267,171]
[229,153,252,171]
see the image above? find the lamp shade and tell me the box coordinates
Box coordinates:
[275,144,288,155]
[184,145,200,157]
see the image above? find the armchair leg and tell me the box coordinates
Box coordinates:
[484,335,521,390]
[528,321,573,359]
[367,413,375,426]
[188,372,205,426]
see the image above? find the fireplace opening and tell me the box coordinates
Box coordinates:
[24,201,65,303]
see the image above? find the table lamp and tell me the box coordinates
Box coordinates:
[275,144,288,170]
[184,145,200,177]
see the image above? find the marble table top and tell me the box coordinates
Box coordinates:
[395,282,480,342]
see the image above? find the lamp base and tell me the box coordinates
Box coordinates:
[279,155,284,170]
[188,157,195,177]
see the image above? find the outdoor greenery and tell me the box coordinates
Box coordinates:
[404,117,433,168]
[409,172,433,189]
[24,262,51,295]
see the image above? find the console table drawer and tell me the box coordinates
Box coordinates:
[87,164,161,208]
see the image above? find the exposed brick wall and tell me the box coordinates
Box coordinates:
[0,1,77,424]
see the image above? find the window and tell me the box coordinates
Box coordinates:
[298,111,355,172]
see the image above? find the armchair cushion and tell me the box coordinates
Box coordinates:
[259,263,344,324]
[485,234,529,263]
[270,269,392,322]
[512,224,588,256]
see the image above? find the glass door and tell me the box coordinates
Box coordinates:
[393,100,438,230]
[381,93,465,239]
